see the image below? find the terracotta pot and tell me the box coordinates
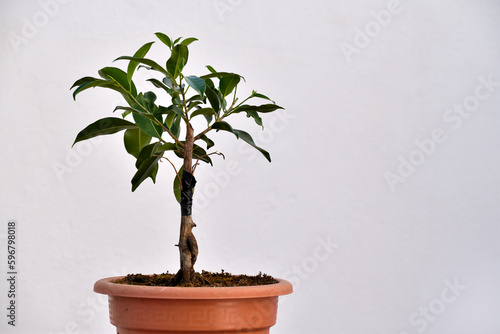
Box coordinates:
[94,276,293,333]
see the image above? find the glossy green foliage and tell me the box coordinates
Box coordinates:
[71,33,284,195]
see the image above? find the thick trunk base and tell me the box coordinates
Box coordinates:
[173,215,198,285]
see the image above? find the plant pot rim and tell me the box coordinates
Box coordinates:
[94,276,293,300]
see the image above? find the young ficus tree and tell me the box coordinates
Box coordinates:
[70,33,283,284]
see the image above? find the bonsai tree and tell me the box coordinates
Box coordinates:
[71,33,283,285]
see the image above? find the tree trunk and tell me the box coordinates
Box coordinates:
[175,123,198,285]
[177,215,198,284]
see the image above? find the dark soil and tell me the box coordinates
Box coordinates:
[113,270,278,287]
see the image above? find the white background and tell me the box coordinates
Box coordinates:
[1,0,499,333]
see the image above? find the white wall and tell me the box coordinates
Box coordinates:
[1,0,499,333]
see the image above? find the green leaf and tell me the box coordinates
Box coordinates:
[199,134,215,149]
[178,57,186,72]
[233,104,284,113]
[211,121,235,136]
[72,117,137,146]
[171,96,181,105]
[162,77,173,88]
[114,106,134,118]
[246,110,263,127]
[251,91,275,103]
[173,37,182,45]
[70,76,100,89]
[115,56,169,77]
[192,144,212,165]
[204,77,215,89]
[185,76,206,98]
[114,105,158,121]
[155,32,172,48]
[200,72,243,80]
[205,86,220,115]
[191,107,216,119]
[173,168,184,203]
[157,142,178,152]
[170,115,182,138]
[123,128,152,158]
[71,78,130,100]
[219,74,240,97]
[143,91,157,112]
[134,141,177,175]
[132,113,163,138]
[98,67,136,96]
[166,44,189,79]
[127,41,154,83]
[173,149,184,160]
[135,142,162,168]
[114,106,136,114]
[206,65,217,73]
[204,114,213,125]
[149,164,159,183]
[208,122,272,162]
[172,105,185,118]
[232,129,271,162]
[147,78,171,95]
[132,155,162,191]
[187,100,203,111]
[180,37,198,46]
[187,94,203,103]
[165,110,176,128]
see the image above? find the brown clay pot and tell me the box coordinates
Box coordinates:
[94,276,293,333]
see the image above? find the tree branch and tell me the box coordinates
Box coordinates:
[192,151,225,174]
[161,156,182,189]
